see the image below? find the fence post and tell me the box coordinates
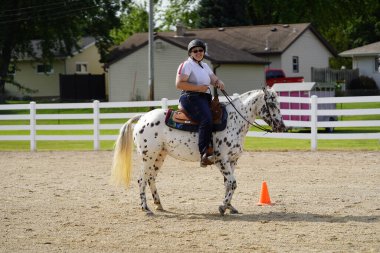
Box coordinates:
[161,98,168,109]
[310,95,318,151]
[93,100,100,151]
[30,101,36,151]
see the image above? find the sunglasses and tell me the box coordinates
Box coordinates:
[192,49,204,53]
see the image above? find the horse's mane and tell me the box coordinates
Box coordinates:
[221,89,263,108]
[220,87,281,110]
[240,89,263,100]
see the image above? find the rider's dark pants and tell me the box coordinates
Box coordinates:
[179,92,212,155]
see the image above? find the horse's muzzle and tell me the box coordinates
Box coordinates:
[273,121,286,132]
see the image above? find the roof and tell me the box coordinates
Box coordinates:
[106,23,337,66]
[339,41,380,57]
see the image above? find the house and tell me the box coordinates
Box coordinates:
[6,37,105,99]
[106,23,336,102]
[339,41,380,89]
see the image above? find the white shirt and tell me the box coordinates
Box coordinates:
[177,57,214,93]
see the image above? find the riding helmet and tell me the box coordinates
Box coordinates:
[187,39,206,55]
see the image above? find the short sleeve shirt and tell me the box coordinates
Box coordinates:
[177,57,214,93]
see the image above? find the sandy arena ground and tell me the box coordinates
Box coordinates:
[1,150,379,252]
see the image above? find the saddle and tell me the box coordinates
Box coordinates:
[165,94,227,132]
[172,95,223,125]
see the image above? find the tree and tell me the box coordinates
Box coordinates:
[194,0,380,69]
[339,0,380,49]
[155,0,198,31]
[0,0,129,102]
[110,2,149,44]
[195,0,251,28]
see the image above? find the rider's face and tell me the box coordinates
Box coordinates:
[191,47,204,61]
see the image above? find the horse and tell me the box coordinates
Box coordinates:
[111,87,286,215]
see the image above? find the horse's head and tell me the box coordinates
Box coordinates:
[259,87,286,132]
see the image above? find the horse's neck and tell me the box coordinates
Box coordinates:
[242,90,264,121]
[226,91,264,133]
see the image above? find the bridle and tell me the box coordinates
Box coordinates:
[220,88,274,133]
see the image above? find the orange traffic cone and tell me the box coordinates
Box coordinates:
[257,181,272,206]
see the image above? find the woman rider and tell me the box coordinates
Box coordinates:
[175,39,225,167]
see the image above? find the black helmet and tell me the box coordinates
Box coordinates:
[187,39,206,55]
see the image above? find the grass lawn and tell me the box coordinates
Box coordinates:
[1,138,378,151]
[0,102,379,151]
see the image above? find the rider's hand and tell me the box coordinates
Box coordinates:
[214,80,225,90]
[198,85,210,93]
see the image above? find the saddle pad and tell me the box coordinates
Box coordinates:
[165,106,228,132]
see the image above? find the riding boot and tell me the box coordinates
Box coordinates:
[200,147,214,167]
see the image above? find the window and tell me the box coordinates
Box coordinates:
[292,56,299,73]
[76,62,88,74]
[375,56,380,72]
[36,64,53,74]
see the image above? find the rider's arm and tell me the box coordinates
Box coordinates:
[176,74,209,93]
[209,74,225,90]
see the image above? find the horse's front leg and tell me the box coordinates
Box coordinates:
[225,160,239,214]
[217,160,238,215]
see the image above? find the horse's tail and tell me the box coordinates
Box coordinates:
[110,114,142,188]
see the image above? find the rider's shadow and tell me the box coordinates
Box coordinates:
[158,211,379,224]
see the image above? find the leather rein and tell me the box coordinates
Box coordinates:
[219,89,273,133]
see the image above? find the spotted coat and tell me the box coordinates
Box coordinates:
[111,88,285,215]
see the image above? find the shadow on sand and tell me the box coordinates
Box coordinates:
[154,210,379,224]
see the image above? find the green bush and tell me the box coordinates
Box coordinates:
[348,75,378,90]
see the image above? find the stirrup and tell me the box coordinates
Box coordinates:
[200,153,214,167]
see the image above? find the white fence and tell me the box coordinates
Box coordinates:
[0,95,379,151]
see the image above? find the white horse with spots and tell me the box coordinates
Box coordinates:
[111,87,285,215]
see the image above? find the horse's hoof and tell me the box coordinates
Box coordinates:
[155,204,164,211]
[228,205,239,214]
[142,206,154,216]
[219,205,226,216]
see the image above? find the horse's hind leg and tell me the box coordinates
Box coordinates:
[138,150,167,215]
[138,172,153,215]
[148,150,167,211]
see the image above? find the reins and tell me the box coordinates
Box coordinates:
[219,89,273,133]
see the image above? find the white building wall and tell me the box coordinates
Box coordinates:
[215,64,265,94]
[65,44,104,74]
[266,56,282,69]
[281,29,333,81]
[153,40,263,100]
[353,56,380,88]
[109,40,186,101]
[7,44,105,99]
[108,39,267,101]
[155,40,187,100]
[108,47,149,101]
[6,60,64,98]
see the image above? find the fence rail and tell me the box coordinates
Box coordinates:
[0,95,379,151]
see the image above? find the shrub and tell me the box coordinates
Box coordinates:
[348,75,378,90]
